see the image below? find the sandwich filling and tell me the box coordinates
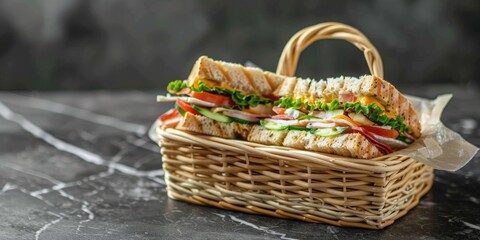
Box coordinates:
[159,79,416,155]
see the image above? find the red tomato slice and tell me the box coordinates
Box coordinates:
[176,99,200,115]
[361,126,399,139]
[272,106,286,115]
[159,109,182,128]
[159,109,180,122]
[350,127,394,154]
[190,92,234,107]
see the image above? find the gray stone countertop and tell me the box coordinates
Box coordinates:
[0,86,479,240]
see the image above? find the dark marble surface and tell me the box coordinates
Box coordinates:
[0,86,479,240]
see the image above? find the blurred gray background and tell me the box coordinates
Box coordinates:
[0,0,478,91]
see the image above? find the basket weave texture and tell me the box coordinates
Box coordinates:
[157,22,433,229]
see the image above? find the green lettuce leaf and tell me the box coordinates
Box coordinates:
[274,97,303,109]
[167,80,187,93]
[344,101,408,134]
[190,81,273,109]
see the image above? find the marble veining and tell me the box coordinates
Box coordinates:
[0,101,106,165]
[0,101,164,178]
[213,213,299,240]
[0,90,479,240]
[470,196,480,205]
[35,211,64,240]
[1,93,147,135]
[463,221,480,231]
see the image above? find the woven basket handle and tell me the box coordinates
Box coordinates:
[276,22,384,78]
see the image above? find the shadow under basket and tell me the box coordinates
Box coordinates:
[157,128,433,229]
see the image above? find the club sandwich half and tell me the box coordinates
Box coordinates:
[157,56,420,159]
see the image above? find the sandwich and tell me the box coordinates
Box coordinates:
[157,56,421,159]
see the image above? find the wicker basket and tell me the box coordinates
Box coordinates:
[157,22,433,229]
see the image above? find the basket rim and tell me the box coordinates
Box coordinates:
[158,127,421,173]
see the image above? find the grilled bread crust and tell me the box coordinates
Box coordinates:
[176,112,252,139]
[187,56,287,97]
[281,130,382,159]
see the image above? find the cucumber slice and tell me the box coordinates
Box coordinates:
[231,117,256,125]
[174,103,186,116]
[192,105,232,123]
[311,127,348,137]
[260,120,311,131]
[288,126,310,131]
[260,120,288,130]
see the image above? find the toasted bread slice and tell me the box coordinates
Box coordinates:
[248,127,382,158]
[177,112,253,139]
[264,71,288,92]
[282,130,309,149]
[273,77,298,97]
[303,132,383,159]
[187,56,287,97]
[247,125,288,146]
[219,62,257,94]
[187,56,228,86]
[242,67,273,97]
